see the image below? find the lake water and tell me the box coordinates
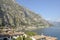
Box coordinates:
[32,25,60,40]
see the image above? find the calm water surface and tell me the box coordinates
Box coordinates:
[32,25,60,40]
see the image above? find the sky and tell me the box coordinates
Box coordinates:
[16,0,60,22]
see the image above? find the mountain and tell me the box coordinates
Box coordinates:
[0,0,51,30]
[52,22,60,26]
[48,20,60,26]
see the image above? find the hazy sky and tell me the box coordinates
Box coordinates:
[16,0,60,22]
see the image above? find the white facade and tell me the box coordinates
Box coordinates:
[13,35,19,39]
[30,37,36,40]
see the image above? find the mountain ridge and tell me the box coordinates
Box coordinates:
[0,0,51,30]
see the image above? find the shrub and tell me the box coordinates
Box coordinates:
[16,36,32,40]
[16,36,23,40]
[25,31,36,36]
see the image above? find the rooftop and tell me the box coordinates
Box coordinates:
[0,27,24,36]
[33,35,57,40]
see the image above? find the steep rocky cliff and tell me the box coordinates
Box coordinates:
[0,0,51,30]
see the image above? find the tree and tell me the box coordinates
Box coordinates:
[16,36,23,40]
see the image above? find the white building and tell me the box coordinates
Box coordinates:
[0,31,24,40]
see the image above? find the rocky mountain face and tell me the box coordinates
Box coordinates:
[0,0,51,30]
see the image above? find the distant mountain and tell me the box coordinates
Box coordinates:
[48,20,60,26]
[0,0,51,30]
[52,22,60,26]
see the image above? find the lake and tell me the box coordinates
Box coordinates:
[32,25,60,40]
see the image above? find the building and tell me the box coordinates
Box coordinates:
[0,27,24,40]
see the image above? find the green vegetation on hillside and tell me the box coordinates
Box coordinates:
[12,36,32,40]
[25,31,37,36]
